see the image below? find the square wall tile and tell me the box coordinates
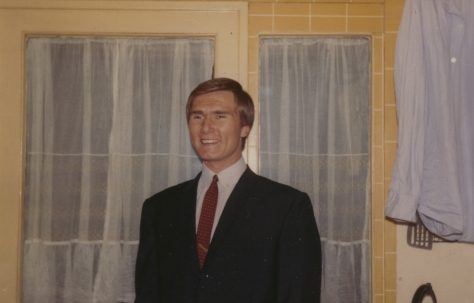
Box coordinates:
[373,220,384,257]
[373,145,383,182]
[373,183,385,221]
[314,0,348,3]
[248,37,259,72]
[248,72,259,102]
[384,110,398,142]
[384,105,398,142]
[373,74,383,110]
[311,3,346,16]
[249,15,273,35]
[384,252,397,290]
[249,3,273,15]
[373,256,384,295]
[385,69,396,105]
[384,32,398,68]
[385,290,397,303]
[384,142,397,180]
[384,178,392,202]
[353,0,384,2]
[374,294,385,303]
[311,17,346,33]
[348,4,383,16]
[384,220,397,253]
[372,109,383,147]
[385,0,405,32]
[277,0,310,3]
[274,16,309,33]
[348,16,384,33]
[372,36,383,73]
[274,3,310,16]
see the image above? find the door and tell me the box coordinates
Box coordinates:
[0,1,247,301]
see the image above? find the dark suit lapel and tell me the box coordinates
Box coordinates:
[206,168,259,258]
[177,173,201,272]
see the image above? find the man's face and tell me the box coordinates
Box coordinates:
[188,90,250,173]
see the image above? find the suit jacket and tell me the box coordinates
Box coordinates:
[135,168,321,303]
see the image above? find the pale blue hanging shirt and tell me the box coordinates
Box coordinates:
[386,0,474,242]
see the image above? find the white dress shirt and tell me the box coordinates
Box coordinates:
[195,157,247,239]
[386,0,474,241]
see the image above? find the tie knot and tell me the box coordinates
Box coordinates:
[211,175,218,184]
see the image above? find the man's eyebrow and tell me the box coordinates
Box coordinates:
[214,110,231,115]
[190,109,232,115]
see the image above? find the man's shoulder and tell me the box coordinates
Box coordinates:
[145,177,197,203]
[242,171,313,215]
[244,170,306,197]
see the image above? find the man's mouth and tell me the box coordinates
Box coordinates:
[201,139,218,144]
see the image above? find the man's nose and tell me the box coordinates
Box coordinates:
[202,117,213,131]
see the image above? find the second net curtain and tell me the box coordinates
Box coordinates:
[260,37,371,303]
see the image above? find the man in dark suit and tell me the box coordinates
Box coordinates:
[135,78,321,303]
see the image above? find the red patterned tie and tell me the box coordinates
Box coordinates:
[196,175,219,268]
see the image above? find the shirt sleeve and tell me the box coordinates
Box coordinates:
[385,0,427,222]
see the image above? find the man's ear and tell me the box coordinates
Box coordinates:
[240,125,250,138]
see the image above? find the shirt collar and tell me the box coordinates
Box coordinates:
[201,158,247,188]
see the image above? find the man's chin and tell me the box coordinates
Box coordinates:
[195,148,219,160]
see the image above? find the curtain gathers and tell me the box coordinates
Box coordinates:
[23,37,213,303]
[386,0,474,242]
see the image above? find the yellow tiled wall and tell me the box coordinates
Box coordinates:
[247,1,404,302]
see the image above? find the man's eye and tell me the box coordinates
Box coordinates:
[216,114,227,119]
[191,114,203,120]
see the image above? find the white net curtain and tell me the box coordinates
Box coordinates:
[259,36,371,303]
[23,37,214,303]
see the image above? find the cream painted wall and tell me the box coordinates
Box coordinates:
[396,225,474,303]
